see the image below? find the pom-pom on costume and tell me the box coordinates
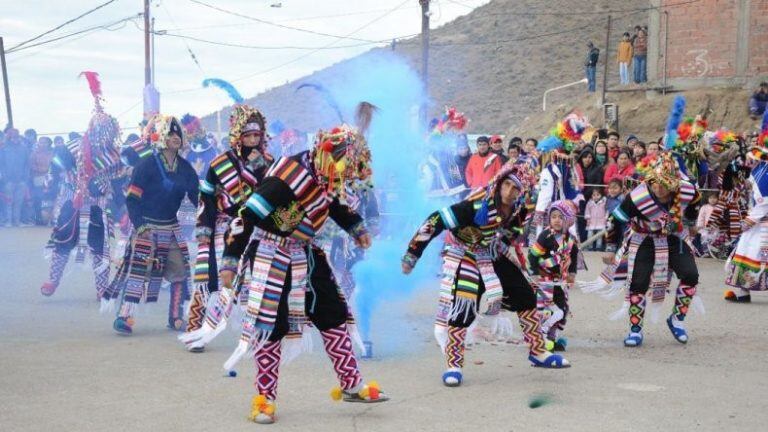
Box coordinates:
[40,72,124,299]
[533,113,589,237]
[527,200,580,350]
[217,102,387,422]
[724,111,768,302]
[179,105,273,352]
[403,162,569,386]
[102,114,200,334]
[421,107,470,203]
[583,152,702,347]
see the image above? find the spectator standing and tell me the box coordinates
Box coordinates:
[603,149,635,184]
[523,138,538,156]
[594,140,610,166]
[30,136,54,225]
[454,135,471,188]
[0,128,31,227]
[749,82,768,119]
[465,135,503,189]
[646,141,660,157]
[585,42,600,92]
[507,143,521,162]
[617,32,633,85]
[489,135,509,164]
[632,28,648,83]
[607,131,621,159]
[632,141,647,162]
[584,188,608,251]
[577,147,604,241]
[605,178,626,245]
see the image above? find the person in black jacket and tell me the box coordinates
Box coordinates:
[104,115,199,335]
[585,42,600,92]
[577,147,604,240]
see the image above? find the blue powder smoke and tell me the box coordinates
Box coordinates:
[309,51,447,355]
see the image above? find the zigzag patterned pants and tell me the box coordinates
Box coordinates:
[48,249,109,297]
[320,323,362,391]
[673,283,696,321]
[445,326,467,369]
[517,308,547,356]
[255,340,282,400]
[185,290,205,332]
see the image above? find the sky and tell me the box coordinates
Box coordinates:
[1,0,489,136]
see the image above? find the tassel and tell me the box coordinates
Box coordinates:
[609,300,630,321]
[434,325,449,351]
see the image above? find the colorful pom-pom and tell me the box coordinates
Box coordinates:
[330,386,343,401]
[228,370,237,377]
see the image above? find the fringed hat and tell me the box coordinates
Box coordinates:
[228,105,266,149]
[536,112,590,155]
[143,114,183,149]
[639,153,681,191]
[548,200,578,230]
[312,102,377,198]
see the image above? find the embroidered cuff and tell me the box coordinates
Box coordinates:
[402,252,418,268]
[349,221,368,239]
[220,256,239,273]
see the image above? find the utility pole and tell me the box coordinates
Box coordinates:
[601,15,612,106]
[419,0,430,125]
[151,17,156,85]
[0,37,13,128]
[144,0,151,86]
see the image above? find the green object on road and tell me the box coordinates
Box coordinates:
[528,394,552,409]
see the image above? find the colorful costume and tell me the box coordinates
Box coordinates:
[724,112,768,302]
[420,108,470,203]
[102,115,199,334]
[587,152,702,347]
[40,72,123,298]
[180,106,273,352]
[220,104,387,424]
[533,113,589,238]
[705,130,749,253]
[403,163,569,387]
[178,114,218,241]
[527,200,580,351]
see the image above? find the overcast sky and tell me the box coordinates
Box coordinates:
[1,0,488,136]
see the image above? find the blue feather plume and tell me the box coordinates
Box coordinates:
[202,78,244,104]
[664,95,686,150]
[537,135,563,153]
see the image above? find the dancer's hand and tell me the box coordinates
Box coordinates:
[602,252,614,265]
[220,270,235,289]
[355,233,372,249]
[401,262,413,275]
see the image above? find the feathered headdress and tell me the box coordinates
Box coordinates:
[78,71,120,168]
[312,103,377,198]
[663,95,686,150]
[536,112,590,154]
[202,78,244,104]
[429,107,469,136]
[180,114,206,146]
[643,153,681,192]
[749,109,768,161]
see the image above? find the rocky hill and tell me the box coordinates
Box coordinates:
[203,0,647,134]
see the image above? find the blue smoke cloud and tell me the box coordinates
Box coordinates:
[310,51,446,355]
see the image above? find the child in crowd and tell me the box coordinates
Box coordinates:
[584,188,607,251]
[605,179,625,245]
[528,200,580,352]
[695,194,718,255]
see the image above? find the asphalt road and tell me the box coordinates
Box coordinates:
[1,227,766,431]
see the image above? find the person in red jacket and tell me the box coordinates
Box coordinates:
[465,136,503,189]
[603,149,635,184]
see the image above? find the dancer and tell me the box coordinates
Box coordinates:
[602,152,701,346]
[103,115,200,335]
[219,103,388,424]
[724,112,768,302]
[402,163,569,388]
[527,200,580,352]
[40,72,123,299]
[180,105,273,352]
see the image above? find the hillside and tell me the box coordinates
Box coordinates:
[202,0,645,134]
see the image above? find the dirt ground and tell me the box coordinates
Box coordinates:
[1,227,767,432]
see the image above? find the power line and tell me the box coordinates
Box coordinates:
[154,31,418,51]
[187,0,385,44]
[160,0,205,74]
[166,0,412,95]
[7,14,143,54]
[8,0,121,51]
